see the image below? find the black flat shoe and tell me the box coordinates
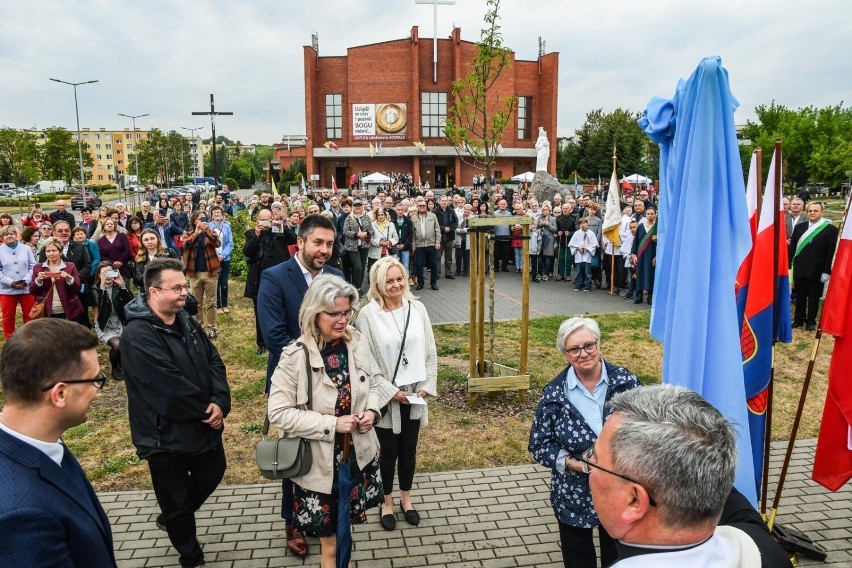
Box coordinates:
[415,284,424,290]
[380,512,396,530]
[401,505,420,526]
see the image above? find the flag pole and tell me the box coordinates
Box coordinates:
[768,180,851,530]
[761,140,781,515]
[611,145,617,296]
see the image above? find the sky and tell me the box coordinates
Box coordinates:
[1,0,850,145]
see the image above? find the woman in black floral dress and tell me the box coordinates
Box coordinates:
[268,274,383,567]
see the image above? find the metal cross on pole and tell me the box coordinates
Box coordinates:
[415,0,456,83]
[192,94,233,188]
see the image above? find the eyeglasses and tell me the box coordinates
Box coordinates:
[565,340,599,358]
[577,446,657,507]
[155,285,189,294]
[55,229,70,233]
[41,371,108,392]
[323,308,354,319]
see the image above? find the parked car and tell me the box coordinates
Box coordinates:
[71,191,103,210]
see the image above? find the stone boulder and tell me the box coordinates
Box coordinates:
[530,171,565,204]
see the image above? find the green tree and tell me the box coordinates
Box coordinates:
[203,145,231,182]
[280,158,307,188]
[444,0,515,186]
[226,156,255,189]
[575,108,655,180]
[129,129,191,186]
[41,127,93,183]
[0,128,41,185]
[556,138,579,181]
[251,145,273,175]
[740,102,852,189]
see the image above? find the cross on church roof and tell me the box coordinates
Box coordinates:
[415,0,456,83]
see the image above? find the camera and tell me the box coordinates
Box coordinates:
[105,270,119,279]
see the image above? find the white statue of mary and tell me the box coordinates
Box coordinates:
[535,127,550,172]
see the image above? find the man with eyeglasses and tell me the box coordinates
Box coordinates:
[257,214,342,559]
[0,319,116,566]
[411,197,441,290]
[121,257,231,568]
[588,385,791,567]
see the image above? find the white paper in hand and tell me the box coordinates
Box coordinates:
[406,394,427,405]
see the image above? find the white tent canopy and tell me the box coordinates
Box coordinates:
[620,174,653,185]
[511,171,536,182]
[361,172,392,183]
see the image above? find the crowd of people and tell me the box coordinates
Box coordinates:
[238,184,661,307]
[0,179,831,567]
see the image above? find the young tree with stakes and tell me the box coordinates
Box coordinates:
[444,0,515,188]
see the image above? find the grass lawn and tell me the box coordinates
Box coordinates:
[10,283,826,492]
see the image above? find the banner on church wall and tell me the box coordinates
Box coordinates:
[352,103,408,140]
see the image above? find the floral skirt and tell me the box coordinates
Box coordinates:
[293,447,383,537]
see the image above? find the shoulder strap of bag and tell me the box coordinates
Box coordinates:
[262,341,314,437]
[391,305,411,383]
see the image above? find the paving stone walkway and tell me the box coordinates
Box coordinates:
[101,438,851,567]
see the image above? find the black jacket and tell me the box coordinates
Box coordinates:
[435,206,458,239]
[789,221,839,280]
[49,210,76,229]
[91,285,133,332]
[394,215,414,251]
[242,228,293,299]
[120,296,231,458]
[39,241,92,284]
[133,250,179,289]
[556,214,577,246]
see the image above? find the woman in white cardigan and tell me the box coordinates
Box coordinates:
[355,256,438,531]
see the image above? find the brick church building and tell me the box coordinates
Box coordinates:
[292,26,558,190]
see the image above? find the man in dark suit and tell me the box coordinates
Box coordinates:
[789,202,839,331]
[784,197,806,245]
[257,214,342,558]
[48,198,76,229]
[0,319,116,566]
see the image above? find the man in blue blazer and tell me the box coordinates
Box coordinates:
[0,319,116,566]
[257,214,342,558]
[258,214,343,383]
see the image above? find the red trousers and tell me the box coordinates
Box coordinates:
[0,293,35,339]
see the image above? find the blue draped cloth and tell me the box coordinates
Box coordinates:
[638,56,757,507]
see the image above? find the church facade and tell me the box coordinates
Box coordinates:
[300,26,558,190]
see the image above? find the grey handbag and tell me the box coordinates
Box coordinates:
[256,342,314,480]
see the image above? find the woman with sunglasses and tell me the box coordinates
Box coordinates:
[528,316,641,568]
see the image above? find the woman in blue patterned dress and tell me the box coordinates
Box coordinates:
[529,317,642,568]
[268,274,384,567]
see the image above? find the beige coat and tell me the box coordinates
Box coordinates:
[411,212,441,248]
[267,330,382,494]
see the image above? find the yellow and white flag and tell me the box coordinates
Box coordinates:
[602,169,622,247]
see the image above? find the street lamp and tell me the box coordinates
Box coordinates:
[181,126,203,182]
[118,113,148,190]
[49,78,98,203]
